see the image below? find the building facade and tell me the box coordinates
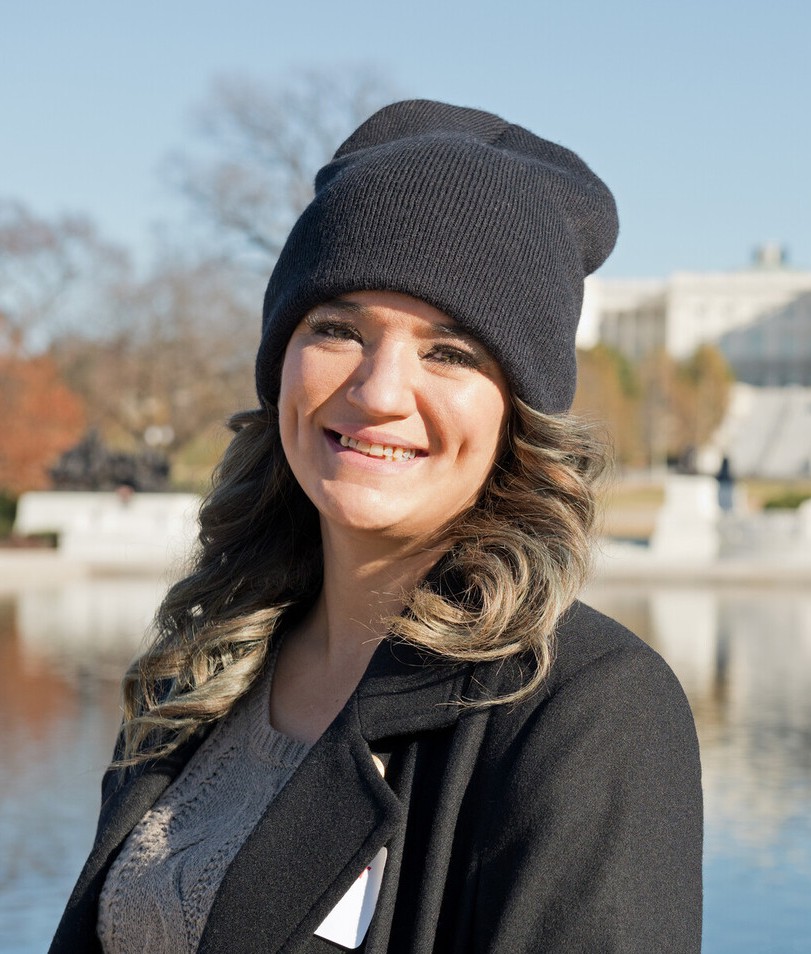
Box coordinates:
[583,247,811,385]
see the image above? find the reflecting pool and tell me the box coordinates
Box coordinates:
[585,581,811,953]
[1,576,809,952]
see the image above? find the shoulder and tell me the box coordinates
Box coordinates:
[467,597,702,858]
[482,598,692,715]
[553,600,698,742]
[553,598,668,684]
[474,599,700,791]
[464,601,704,951]
[552,599,693,719]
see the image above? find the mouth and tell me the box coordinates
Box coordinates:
[329,430,420,461]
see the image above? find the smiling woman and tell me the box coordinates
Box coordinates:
[51,101,702,954]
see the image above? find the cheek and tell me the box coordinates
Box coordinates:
[281,347,351,412]
[277,351,321,467]
[278,351,327,427]
[447,383,509,459]
[276,360,299,451]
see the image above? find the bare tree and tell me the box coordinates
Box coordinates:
[170,67,398,267]
[52,254,260,453]
[0,200,129,354]
[0,201,260,475]
[2,70,400,486]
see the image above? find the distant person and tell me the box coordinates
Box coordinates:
[716,455,735,511]
[51,100,702,952]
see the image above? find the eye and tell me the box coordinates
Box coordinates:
[424,344,482,369]
[304,316,362,343]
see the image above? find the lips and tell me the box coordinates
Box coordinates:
[334,432,419,461]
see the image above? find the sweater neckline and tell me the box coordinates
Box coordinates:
[237,640,312,767]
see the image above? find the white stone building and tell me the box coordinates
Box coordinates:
[717,291,811,387]
[583,246,811,375]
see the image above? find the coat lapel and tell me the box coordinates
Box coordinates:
[199,640,471,954]
[198,696,399,953]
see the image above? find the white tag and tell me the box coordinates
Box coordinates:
[314,847,387,949]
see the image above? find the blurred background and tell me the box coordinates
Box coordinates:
[1,1,809,951]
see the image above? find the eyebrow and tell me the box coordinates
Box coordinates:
[318,297,364,313]
[318,297,483,346]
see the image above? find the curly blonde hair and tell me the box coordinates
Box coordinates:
[118,395,609,764]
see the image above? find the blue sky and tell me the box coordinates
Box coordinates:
[2,0,808,277]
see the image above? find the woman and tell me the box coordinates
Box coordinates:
[51,100,702,953]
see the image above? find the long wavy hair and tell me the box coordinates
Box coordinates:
[118,392,609,765]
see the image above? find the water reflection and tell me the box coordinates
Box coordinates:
[0,579,161,954]
[15,576,167,675]
[1,578,810,952]
[585,582,811,952]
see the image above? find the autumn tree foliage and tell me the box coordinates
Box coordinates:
[0,201,120,496]
[0,348,86,494]
[573,344,642,464]
[1,203,257,488]
[574,343,734,469]
[676,344,734,450]
[635,345,734,467]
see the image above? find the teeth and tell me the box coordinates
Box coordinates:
[338,433,416,460]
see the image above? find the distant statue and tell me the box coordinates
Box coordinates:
[49,430,170,492]
[675,444,698,475]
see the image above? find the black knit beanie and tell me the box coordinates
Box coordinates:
[256,99,618,413]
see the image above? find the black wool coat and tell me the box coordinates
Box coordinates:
[50,601,703,953]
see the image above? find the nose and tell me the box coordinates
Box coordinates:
[345,342,417,418]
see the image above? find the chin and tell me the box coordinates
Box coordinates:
[318,497,432,541]
[326,508,418,538]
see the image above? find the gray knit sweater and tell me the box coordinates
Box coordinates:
[97,654,310,953]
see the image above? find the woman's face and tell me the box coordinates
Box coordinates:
[278,290,510,544]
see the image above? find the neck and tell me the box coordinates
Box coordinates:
[268,524,446,744]
[309,522,445,660]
